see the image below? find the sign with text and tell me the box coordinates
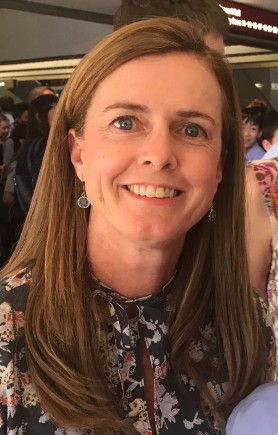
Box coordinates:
[219,0,278,40]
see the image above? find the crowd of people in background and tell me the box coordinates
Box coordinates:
[0,87,58,267]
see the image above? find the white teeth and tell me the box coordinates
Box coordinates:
[146,186,156,198]
[139,185,145,196]
[127,185,178,198]
[155,187,165,198]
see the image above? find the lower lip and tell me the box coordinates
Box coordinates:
[123,187,182,205]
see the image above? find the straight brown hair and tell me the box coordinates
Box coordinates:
[1,18,273,433]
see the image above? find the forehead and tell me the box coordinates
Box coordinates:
[0,120,9,128]
[90,52,222,113]
[242,118,259,127]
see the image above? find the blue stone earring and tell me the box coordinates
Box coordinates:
[208,203,216,222]
[77,182,90,209]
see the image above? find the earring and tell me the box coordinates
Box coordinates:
[77,183,90,208]
[208,203,216,222]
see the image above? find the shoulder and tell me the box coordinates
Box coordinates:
[249,158,278,191]
[0,265,32,311]
[246,144,265,160]
[0,265,32,293]
[247,159,278,220]
[226,382,278,435]
[0,266,32,342]
[0,266,40,430]
[0,265,32,357]
[3,137,13,148]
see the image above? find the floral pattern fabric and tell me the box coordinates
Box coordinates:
[250,157,278,375]
[0,267,275,435]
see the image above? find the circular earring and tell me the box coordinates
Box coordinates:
[208,204,216,222]
[77,183,90,208]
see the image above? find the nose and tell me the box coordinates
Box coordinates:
[243,126,250,137]
[138,127,178,171]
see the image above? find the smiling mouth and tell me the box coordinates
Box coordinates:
[126,185,181,198]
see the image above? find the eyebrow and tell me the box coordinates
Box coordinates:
[102,102,149,113]
[102,102,216,126]
[176,110,216,126]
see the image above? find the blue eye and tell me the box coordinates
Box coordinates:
[113,116,134,130]
[183,124,205,138]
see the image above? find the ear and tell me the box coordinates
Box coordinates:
[262,139,272,152]
[258,129,262,139]
[216,161,223,184]
[68,128,84,181]
[215,149,227,188]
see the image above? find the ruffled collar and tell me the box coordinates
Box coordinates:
[91,269,176,306]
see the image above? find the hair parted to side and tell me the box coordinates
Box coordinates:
[113,0,230,39]
[1,18,272,433]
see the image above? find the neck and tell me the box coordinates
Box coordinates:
[87,219,184,299]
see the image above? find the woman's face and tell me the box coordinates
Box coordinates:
[70,53,223,248]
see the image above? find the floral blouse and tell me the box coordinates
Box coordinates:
[250,157,278,377]
[0,267,275,435]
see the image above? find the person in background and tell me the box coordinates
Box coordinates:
[2,102,28,165]
[0,96,14,126]
[261,110,278,159]
[0,113,10,170]
[0,114,11,266]
[28,85,55,102]
[226,382,278,435]
[114,0,229,54]
[0,18,275,434]
[246,110,278,377]
[245,167,273,302]
[5,94,58,217]
[242,106,266,160]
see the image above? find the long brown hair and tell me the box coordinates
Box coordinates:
[1,18,272,433]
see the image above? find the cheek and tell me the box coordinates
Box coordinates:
[83,143,131,177]
[186,159,222,194]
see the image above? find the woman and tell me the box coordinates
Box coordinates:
[0,18,275,435]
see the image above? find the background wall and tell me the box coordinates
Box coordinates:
[0,8,112,62]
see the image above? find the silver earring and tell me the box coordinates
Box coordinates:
[208,204,216,222]
[77,183,90,208]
